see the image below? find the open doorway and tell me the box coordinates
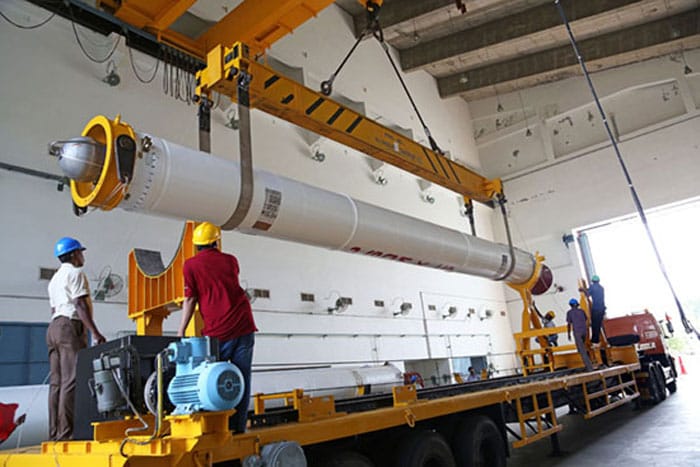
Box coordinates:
[574,196,700,326]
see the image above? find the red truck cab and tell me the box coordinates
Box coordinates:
[604,310,671,357]
[604,310,677,402]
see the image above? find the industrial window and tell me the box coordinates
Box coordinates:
[0,322,49,387]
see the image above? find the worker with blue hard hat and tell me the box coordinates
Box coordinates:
[47,237,105,441]
[566,298,593,371]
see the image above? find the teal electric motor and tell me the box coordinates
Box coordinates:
[167,336,244,414]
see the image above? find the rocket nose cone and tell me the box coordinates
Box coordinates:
[50,137,106,182]
[531,264,553,295]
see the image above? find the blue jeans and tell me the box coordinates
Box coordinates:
[219,333,255,433]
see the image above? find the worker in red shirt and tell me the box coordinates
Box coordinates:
[0,403,26,444]
[177,222,257,433]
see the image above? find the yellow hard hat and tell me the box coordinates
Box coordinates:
[545,311,555,319]
[193,222,221,246]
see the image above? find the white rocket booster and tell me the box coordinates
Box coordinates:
[52,116,551,289]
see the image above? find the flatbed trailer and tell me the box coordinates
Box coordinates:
[0,361,642,467]
[0,227,652,467]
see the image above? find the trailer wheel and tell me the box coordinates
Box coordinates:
[395,430,456,467]
[667,379,677,394]
[451,416,506,467]
[320,451,375,467]
[652,363,667,402]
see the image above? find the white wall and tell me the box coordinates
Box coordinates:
[0,1,514,372]
[468,48,700,333]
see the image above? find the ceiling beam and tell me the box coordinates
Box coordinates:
[437,9,700,100]
[350,0,544,46]
[400,0,691,74]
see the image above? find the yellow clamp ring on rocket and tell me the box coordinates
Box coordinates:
[71,114,136,210]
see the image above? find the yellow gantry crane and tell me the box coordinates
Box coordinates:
[92,0,502,204]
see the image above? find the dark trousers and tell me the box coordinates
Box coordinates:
[574,332,593,371]
[219,333,254,433]
[591,310,605,344]
[47,317,87,441]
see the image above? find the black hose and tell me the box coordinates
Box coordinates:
[555,0,699,340]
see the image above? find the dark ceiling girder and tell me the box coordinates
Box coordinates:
[438,9,700,98]
[400,0,647,72]
[352,0,453,36]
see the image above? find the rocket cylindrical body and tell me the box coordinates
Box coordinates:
[115,133,535,283]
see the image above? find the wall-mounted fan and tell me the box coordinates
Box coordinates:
[93,268,124,301]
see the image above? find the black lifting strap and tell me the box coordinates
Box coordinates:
[464,199,476,236]
[320,1,444,155]
[556,0,699,340]
[494,193,517,282]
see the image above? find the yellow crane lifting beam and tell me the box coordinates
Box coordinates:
[196,42,502,203]
[90,0,499,201]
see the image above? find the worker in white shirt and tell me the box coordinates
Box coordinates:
[47,237,105,441]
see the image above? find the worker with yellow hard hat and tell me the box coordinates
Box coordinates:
[178,222,257,433]
[542,310,558,346]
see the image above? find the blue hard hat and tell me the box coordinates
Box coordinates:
[591,275,600,282]
[569,298,579,307]
[54,237,85,258]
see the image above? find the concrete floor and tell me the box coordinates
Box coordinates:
[509,356,700,467]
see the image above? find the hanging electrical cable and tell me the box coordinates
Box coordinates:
[160,48,196,104]
[0,6,54,29]
[128,44,160,84]
[555,0,699,340]
[69,5,120,64]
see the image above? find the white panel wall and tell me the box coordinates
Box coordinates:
[0,2,514,372]
[469,48,700,334]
